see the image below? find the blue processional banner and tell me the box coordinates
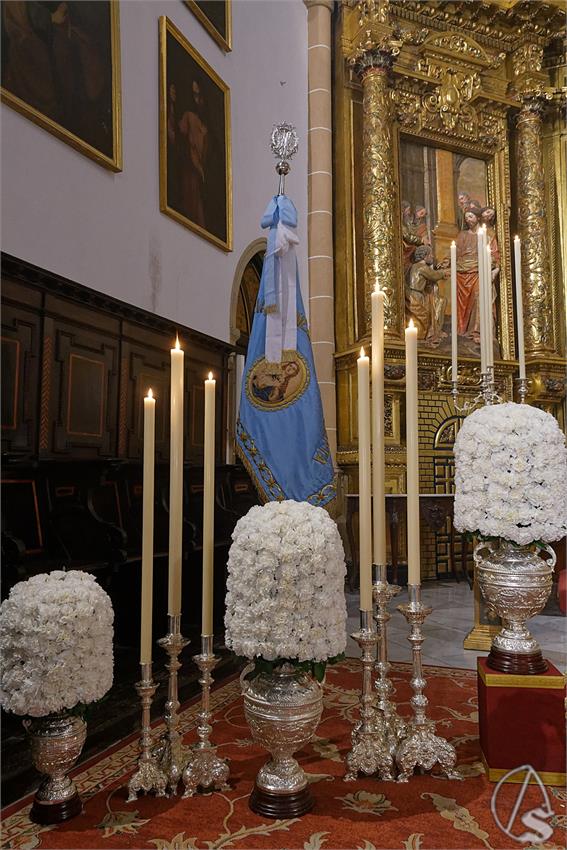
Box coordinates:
[235,194,336,507]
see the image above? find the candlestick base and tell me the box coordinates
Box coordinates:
[344,612,396,781]
[182,636,230,797]
[372,565,407,754]
[127,664,168,802]
[395,721,460,783]
[155,616,191,795]
[395,587,459,783]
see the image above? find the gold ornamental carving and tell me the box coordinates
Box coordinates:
[516,97,556,356]
[423,68,480,132]
[391,84,507,151]
[512,43,544,78]
[429,33,485,63]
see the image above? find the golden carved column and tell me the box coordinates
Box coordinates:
[512,40,558,358]
[350,45,399,336]
[516,94,557,356]
[305,0,337,463]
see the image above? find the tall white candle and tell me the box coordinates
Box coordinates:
[371,286,386,568]
[477,227,487,374]
[357,347,373,611]
[514,235,526,380]
[202,372,216,636]
[141,388,156,664]
[450,241,458,386]
[168,336,184,616]
[485,244,494,370]
[405,320,420,587]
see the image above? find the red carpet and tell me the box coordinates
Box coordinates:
[2,660,565,850]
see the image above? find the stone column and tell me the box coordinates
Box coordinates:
[516,93,557,356]
[351,49,399,336]
[305,0,337,463]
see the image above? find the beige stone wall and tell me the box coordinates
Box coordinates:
[305,0,336,462]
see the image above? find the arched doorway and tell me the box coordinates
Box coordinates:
[226,240,266,462]
[234,249,264,354]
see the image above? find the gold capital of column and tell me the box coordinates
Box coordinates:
[515,92,557,356]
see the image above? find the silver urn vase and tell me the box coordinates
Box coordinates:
[474,539,555,675]
[24,712,87,824]
[241,664,323,818]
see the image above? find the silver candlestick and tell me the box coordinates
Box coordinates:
[127,663,168,802]
[395,586,459,782]
[516,376,529,403]
[182,635,230,797]
[154,614,191,794]
[344,611,395,781]
[372,565,406,749]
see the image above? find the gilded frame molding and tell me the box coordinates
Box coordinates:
[184,0,232,53]
[0,1,122,172]
[159,16,232,252]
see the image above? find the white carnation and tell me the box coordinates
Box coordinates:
[0,570,114,717]
[454,402,567,545]
[225,500,347,663]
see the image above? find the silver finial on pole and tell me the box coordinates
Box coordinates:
[270,123,299,195]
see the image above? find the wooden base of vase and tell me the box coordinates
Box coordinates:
[30,792,82,825]
[487,647,548,675]
[249,783,314,819]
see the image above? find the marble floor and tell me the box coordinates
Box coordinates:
[346,580,567,671]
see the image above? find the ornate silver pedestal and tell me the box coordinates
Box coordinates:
[475,540,555,674]
[242,662,323,818]
[182,635,230,797]
[25,712,87,824]
[373,564,406,749]
[154,614,190,794]
[395,585,459,782]
[344,611,395,781]
[127,663,168,801]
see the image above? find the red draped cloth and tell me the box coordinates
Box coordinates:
[456,228,480,337]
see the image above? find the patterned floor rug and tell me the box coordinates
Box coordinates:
[2,661,565,850]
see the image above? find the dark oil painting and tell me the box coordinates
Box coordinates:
[1,1,121,169]
[161,18,231,250]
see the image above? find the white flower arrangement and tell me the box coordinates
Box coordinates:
[0,570,114,717]
[225,500,347,679]
[454,402,567,546]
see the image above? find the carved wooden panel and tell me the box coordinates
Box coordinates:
[48,327,119,457]
[1,288,41,454]
[1,254,233,463]
[120,327,172,461]
[1,479,44,553]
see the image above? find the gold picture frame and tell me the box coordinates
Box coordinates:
[159,16,232,252]
[1,1,122,172]
[184,0,232,53]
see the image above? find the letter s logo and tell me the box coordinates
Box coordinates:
[518,807,554,844]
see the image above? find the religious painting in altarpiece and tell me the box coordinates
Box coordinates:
[400,140,502,363]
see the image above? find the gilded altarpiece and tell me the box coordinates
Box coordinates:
[333,1,566,606]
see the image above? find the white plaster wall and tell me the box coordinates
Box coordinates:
[0,0,309,342]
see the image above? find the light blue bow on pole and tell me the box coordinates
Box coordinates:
[236,195,335,507]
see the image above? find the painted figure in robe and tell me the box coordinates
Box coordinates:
[406,245,448,347]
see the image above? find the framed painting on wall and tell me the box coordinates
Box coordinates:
[399,138,507,362]
[1,1,122,171]
[184,0,232,52]
[159,16,232,252]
